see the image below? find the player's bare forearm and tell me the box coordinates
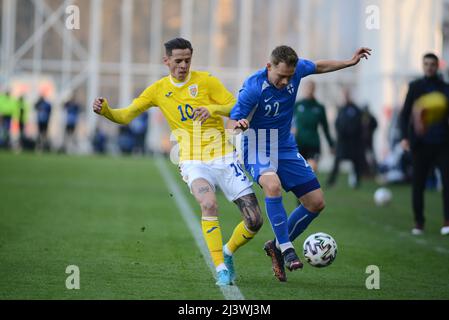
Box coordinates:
[315,47,372,74]
[226,119,237,131]
[226,118,249,134]
[315,60,353,73]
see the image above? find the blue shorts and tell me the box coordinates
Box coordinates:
[245,152,321,198]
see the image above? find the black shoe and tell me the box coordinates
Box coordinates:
[263,240,287,282]
[282,248,303,271]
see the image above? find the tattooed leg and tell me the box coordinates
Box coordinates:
[191,178,218,217]
[233,193,263,232]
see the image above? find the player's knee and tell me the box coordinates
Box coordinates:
[263,182,282,197]
[309,198,325,213]
[200,199,218,215]
[247,215,263,232]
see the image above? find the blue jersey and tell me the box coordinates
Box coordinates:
[230,59,316,160]
[36,100,52,124]
[65,102,80,126]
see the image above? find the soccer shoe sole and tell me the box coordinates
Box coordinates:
[285,259,303,272]
[263,241,287,282]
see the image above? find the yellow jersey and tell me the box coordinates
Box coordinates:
[100,71,235,161]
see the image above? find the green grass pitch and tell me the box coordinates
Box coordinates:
[1,152,448,299]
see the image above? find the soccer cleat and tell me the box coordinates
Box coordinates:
[223,250,236,282]
[215,269,232,286]
[282,248,303,271]
[441,226,449,236]
[411,225,424,236]
[263,240,287,282]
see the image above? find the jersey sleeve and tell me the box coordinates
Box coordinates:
[296,59,316,78]
[101,82,158,125]
[230,80,259,120]
[204,74,236,117]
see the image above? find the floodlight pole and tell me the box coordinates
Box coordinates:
[238,0,253,83]
[86,0,103,135]
[119,0,133,108]
[1,0,17,90]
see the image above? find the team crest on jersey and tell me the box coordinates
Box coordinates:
[188,84,198,98]
[287,83,295,95]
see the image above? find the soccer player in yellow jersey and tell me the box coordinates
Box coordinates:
[92,38,263,286]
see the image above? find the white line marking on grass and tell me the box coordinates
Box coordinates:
[155,156,245,300]
[362,218,449,255]
[436,246,449,254]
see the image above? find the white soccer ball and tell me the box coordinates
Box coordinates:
[374,187,392,207]
[303,232,338,268]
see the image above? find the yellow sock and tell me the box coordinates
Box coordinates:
[201,217,224,268]
[225,221,257,254]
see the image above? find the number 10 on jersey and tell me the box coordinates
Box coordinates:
[178,104,194,121]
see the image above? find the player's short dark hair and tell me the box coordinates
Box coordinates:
[164,38,193,56]
[423,52,439,63]
[270,45,299,67]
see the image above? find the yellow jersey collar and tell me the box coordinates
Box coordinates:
[169,72,192,88]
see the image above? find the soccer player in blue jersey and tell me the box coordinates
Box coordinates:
[227,45,371,281]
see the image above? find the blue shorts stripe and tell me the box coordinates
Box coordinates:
[290,178,321,198]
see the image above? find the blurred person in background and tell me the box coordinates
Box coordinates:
[92,125,107,155]
[400,53,449,236]
[129,111,149,155]
[327,89,364,188]
[62,96,81,153]
[17,96,31,150]
[293,80,334,172]
[361,105,378,176]
[117,125,134,155]
[34,95,52,151]
[0,92,5,146]
[0,91,18,149]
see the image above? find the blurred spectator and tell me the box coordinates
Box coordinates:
[399,53,449,236]
[129,111,149,155]
[92,126,107,154]
[293,81,334,172]
[17,96,29,149]
[327,89,364,188]
[34,95,52,151]
[0,91,18,149]
[361,105,378,176]
[118,125,134,155]
[62,97,81,153]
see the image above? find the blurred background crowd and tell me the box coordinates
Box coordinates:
[1,0,449,190]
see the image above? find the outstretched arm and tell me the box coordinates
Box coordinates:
[315,47,372,74]
[93,98,144,125]
[93,84,157,124]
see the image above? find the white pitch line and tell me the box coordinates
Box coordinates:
[155,156,245,300]
[362,217,449,255]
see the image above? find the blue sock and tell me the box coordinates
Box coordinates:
[265,197,290,246]
[288,205,319,242]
